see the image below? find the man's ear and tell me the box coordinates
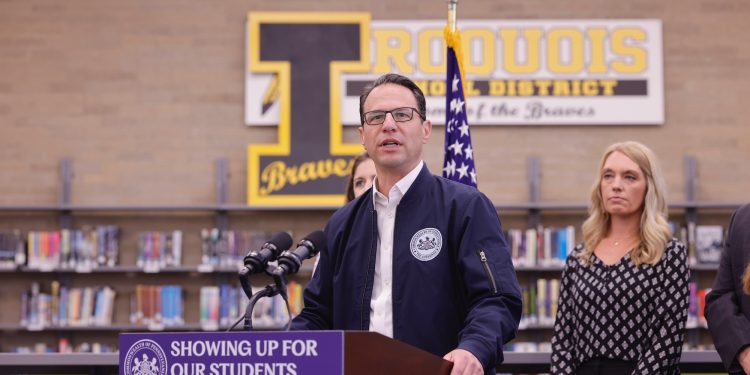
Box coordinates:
[421,120,432,144]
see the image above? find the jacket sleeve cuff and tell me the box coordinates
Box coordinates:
[457,337,496,369]
[729,344,750,373]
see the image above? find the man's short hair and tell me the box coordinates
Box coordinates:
[359,73,427,125]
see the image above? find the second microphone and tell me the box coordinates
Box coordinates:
[273,230,326,276]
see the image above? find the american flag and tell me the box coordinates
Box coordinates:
[442,29,477,188]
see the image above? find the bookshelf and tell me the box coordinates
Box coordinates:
[0,159,332,352]
[0,241,319,353]
[0,157,741,356]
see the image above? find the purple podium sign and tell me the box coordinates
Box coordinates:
[120,331,344,375]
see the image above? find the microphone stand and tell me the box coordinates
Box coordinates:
[270,267,293,331]
[229,265,293,332]
[242,284,275,331]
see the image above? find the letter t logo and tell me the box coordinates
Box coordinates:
[246,12,370,206]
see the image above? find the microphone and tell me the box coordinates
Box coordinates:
[242,231,293,274]
[274,230,326,275]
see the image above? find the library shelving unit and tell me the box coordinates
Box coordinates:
[0,201,327,353]
[0,159,334,353]
[0,157,733,370]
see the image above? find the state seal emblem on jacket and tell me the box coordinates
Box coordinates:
[410,228,442,261]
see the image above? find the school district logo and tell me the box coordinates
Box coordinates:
[123,339,168,375]
[410,228,442,261]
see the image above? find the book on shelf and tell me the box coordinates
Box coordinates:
[507,226,575,268]
[504,341,552,352]
[683,280,712,330]
[199,281,304,330]
[0,230,24,269]
[25,226,120,271]
[695,225,724,264]
[20,282,116,329]
[686,221,696,264]
[536,279,547,325]
[136,230,183,270]
[503,341,715,352]
[14,226,313,272]
[519,277,560,329]
[131,284,184,328]
[684,282,716,351]
[8,338,116,354]
[200,228,288,269]
[670,221,726,266]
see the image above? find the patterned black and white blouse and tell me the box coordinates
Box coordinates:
[551,238,689,374]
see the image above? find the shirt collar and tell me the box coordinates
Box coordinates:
[372,161,424,206]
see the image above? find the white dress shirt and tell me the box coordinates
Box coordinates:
[369,161,424,338]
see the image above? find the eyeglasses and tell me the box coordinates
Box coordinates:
[362,107,423,126]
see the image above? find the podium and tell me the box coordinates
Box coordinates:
[120,331,452,375]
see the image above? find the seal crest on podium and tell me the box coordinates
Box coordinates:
[123,339,168,375]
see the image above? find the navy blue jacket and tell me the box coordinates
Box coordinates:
[706,203,750,373]
[291,166,522,370]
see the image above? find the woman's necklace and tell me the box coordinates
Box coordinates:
[611,234,638,247]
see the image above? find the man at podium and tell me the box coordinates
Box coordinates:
[292,74,522,375]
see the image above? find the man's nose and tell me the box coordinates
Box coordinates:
[381,112,398,130]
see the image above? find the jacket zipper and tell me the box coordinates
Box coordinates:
[478,250,498,294]
[360,210,377,330]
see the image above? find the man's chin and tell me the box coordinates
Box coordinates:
[374,155,404,167]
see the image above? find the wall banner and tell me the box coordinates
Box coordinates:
[244,13,663,206]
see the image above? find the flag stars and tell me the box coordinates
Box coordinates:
[443,159,456,178]
[457,163,469,179]
[458,122,469,137]
[447,118,455,132]
[454,98,464,114]
[449,139,464,156]
[464,144,473,160]
[443,47,477,188]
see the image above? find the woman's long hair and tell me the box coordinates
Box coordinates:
[579,141,672,266]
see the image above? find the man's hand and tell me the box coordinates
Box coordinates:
[443,349,483,375]
[738,346,750,374]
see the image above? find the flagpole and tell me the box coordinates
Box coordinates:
[443,0,477,188]
[448,0,458,32]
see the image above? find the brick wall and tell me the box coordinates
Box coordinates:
[0,0,747,207]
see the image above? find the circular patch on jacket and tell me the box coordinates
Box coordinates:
[410,228,442,261]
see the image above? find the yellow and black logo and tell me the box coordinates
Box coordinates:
[246,12,370,207]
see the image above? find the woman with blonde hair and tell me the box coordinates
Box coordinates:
[705,203,750,374]
[551,141,689,374]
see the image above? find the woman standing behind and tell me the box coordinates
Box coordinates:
[345,152,375,202]
[551,141,689,374]
[705,203,750,374]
